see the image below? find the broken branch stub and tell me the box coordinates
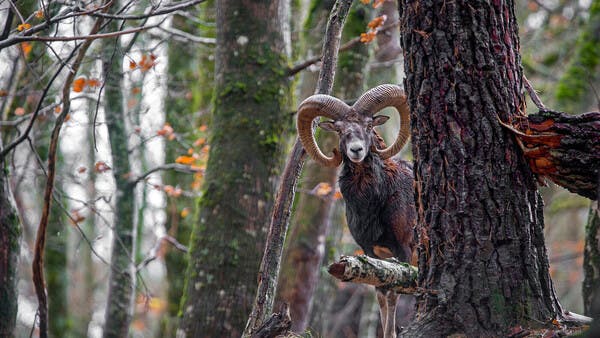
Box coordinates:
[500,110,600,200]
[328,255,418,294]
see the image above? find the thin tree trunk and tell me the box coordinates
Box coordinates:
[0,138,20,338]
[178,1,291,336]
[102,25,137,338]
[399,1,562,336]
[584,202,600,315]
[275,1,336,333]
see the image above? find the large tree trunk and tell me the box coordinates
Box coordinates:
[0,139,20,338]
[177,1,291,336]
[102,27,137,338]
[399,1,562,336]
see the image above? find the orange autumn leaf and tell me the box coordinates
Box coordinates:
[54,105,62,113]
[193,137,206,147]
[73,77,86,92]
[87,78,101,87]
[164,185,182,197]
[129,60,137,69]
[168,134,176,141]
[157,123,174,137]
[94,161,111,173]
[14,107,25,116]
[134,126,141,134]
[312,182,333,197]
[187,148,194,155]
[70,209,86,225]
[0,89,7,97]
[175,155,195,165]
[373,0,386,8]
[180,208,190,218]
[333,190,343,200]
[64,114,71,122]
[17,23,31,31]
[360,0,370,3]
[20,42,32,56]
[35,10,44,19]
[199,125,208,132]
[132,319,145,331]
[127,98,138,108]
[131,87,141,94]
[360,31,377,43]
[368,15,386,30]
[77,166,87,173]
[148,297,166,313]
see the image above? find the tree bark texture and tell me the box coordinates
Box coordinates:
[584,203,600,315]
[328,255,418,293]
[399,1,562,336]
[0,144,20,338]
[102,30,137,338]
[178,1,292,336]
[242,1,351,335]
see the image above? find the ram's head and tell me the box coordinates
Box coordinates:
[297,84,410,167]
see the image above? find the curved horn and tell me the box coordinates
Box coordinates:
[352,84,410,160]
[297,95,350,167]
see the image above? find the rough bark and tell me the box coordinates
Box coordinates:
[178,1,292,336]
[102,23,137,338]
[499,110,600,200]
[399,1,562,336]
[328,255,417,293]
[242,1,352,335]
[0,139,20,338]
[584,203,600,315]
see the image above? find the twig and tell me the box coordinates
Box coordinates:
[0,51,76,161]
[523,75,547,110]
[287,21,400,76]
[242,1,353,336]
[158,26,216,44]
[5,22,159,44]
[136,235,189,271]
[90,0,207,20]
[130,163,203,186]
[31,4,110,336]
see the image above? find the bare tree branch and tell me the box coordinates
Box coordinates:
[32,5,110,336]
[158,26,216,44]
[523,75,547,110]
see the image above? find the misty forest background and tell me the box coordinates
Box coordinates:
[0,0,599,337]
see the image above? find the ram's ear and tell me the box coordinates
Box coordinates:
[318,121,336,132]
[373,115,390,126]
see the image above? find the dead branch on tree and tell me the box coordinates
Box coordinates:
[242,1,353,336]
[328,255,418,294]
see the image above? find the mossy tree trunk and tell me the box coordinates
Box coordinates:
[0,139,21,338]
[400,1,562,336]
[584,203,600,315]
[178,1,291,336]
[102,24,137,338]
[160,3,215,336]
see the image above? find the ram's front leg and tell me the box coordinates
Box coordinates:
[376,287,398,338]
